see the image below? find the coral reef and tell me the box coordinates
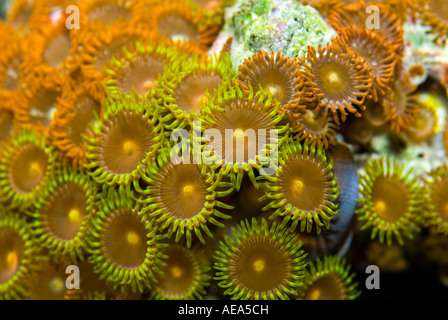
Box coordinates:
[211,0,337,72]
[1,0,448,301]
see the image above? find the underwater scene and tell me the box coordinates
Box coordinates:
[0,0,448,301]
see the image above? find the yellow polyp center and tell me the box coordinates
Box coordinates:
[6,251,18,269]
[309,289,321,300]
[50,277,65,293]
[29,161,42,176]
[196,95,208,107]
[68,208,82,224]
[143,80,155,91]
[182,184,195,198]
[372,177,410,222]
[126,231,140,245]
[374,200,387,215]
[303,108,328,132]
[410,108,435,136]
[122,140,137,156]
[414,115,427,130]
[292,178,305,195]
[328,71,341,85]
[233,128,245,140]
[233,128,244,138]
[253,259,265,273]
[304,110,316,125]
[267,84,281,98]
[171,266,183,278]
